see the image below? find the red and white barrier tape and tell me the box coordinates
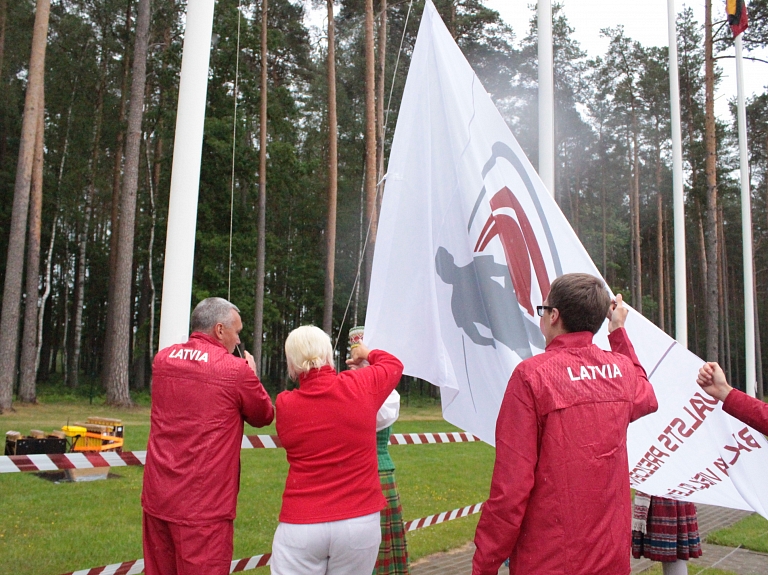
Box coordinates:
[389,432,479,445]
[230,553,271,573]
[404,501,484,531]
[61,503,484,575]
[0,451,147,474]
[2,433,481,473]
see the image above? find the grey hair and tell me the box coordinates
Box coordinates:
[190,297,240,333]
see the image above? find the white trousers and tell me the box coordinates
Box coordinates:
[270,512,381,575]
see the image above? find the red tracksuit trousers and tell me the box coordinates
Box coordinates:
[143,512,233,575]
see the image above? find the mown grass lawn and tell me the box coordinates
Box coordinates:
[0,399,494,575]
[706,513,768,553]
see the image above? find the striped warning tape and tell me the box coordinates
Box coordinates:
[0,451,147,474]
[1,433,481,473]
[229,553,271,573]
[61,503,484,575]
[404,501,484,531]
[389,432,479,445]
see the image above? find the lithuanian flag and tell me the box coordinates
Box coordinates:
[727,0,749,37]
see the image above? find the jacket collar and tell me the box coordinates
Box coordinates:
[189,331,227,351]
[298,365,337,387]
[545,331,594,351]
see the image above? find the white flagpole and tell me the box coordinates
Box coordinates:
[667,0,687,348]
[735,33,756,397]
[158,0,217,350]
[538,0,554,197]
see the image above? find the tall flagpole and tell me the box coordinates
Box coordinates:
[158,0,216,350]
[538,0,554,198]
[735,33,756,396]
[667,0,687,348]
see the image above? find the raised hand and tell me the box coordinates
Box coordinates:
[346,343,371,369]
[696,362,732,402]
[607,293,628,333]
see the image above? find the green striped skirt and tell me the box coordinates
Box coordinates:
[373,469,410,575]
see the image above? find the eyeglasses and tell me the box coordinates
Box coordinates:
[536,306,555,317]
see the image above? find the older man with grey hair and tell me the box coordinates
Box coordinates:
[142,297,274,575]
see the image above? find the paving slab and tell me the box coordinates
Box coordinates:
[411,504,763,575]
[688,543,768,575]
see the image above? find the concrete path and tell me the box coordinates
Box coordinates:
[410,503,768,575]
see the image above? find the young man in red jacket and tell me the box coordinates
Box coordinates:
[473,274,658,575]
[142,297,274,575]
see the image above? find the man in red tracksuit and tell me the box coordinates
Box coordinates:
[473,274,658,575]
[142,297,274,575]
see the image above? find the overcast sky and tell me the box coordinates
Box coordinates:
[484,0,767,121]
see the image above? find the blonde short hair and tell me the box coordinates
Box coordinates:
[284,325,334,380]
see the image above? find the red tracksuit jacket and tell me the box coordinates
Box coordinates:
[142,332,274,525]
[473,328,658,575]
[276,349,403,524]
[724,389,768,436]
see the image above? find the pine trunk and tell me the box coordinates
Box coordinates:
[18,93,45,403]
[0,0,49,411]
[754,264,763,399]
[657,190,664,331]
[103,0,133,375]
[70,61,106,388]
[36,214,56,374]
[376,0,387,185]
[102,0,150,406]
[600,129,607,278]
[631,106,642,313]
[0,0,6,77]
[664,215,673,333]
[253,0,268,368]
[363,0,378,298]
[655,140,664,332]
[322,0,338,336]
[704,0,719,361]
[147,129,161,366]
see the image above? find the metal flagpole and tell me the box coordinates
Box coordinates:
[158,0,217,350]
[538,0,554,197]
[735,33,756,397]
[667,0,687,348]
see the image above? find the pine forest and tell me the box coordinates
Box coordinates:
[1,0,768,408]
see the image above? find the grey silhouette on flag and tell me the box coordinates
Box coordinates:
[435,247,545,358]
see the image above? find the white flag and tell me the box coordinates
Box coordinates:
[365,0,768,517]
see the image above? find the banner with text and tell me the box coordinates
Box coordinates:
[365,0,768,517]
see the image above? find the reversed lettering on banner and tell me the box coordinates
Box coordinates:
[665,427,763,498]
[629,392,719,486]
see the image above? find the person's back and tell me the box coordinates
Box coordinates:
[276,349,403,524]
[506,334,644,573]
[143,331,273,523]
[141,298,273,575]
[270,326,404,575]
[472,274,658,575]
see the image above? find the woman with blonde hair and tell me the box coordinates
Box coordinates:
[271,325,404,575]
